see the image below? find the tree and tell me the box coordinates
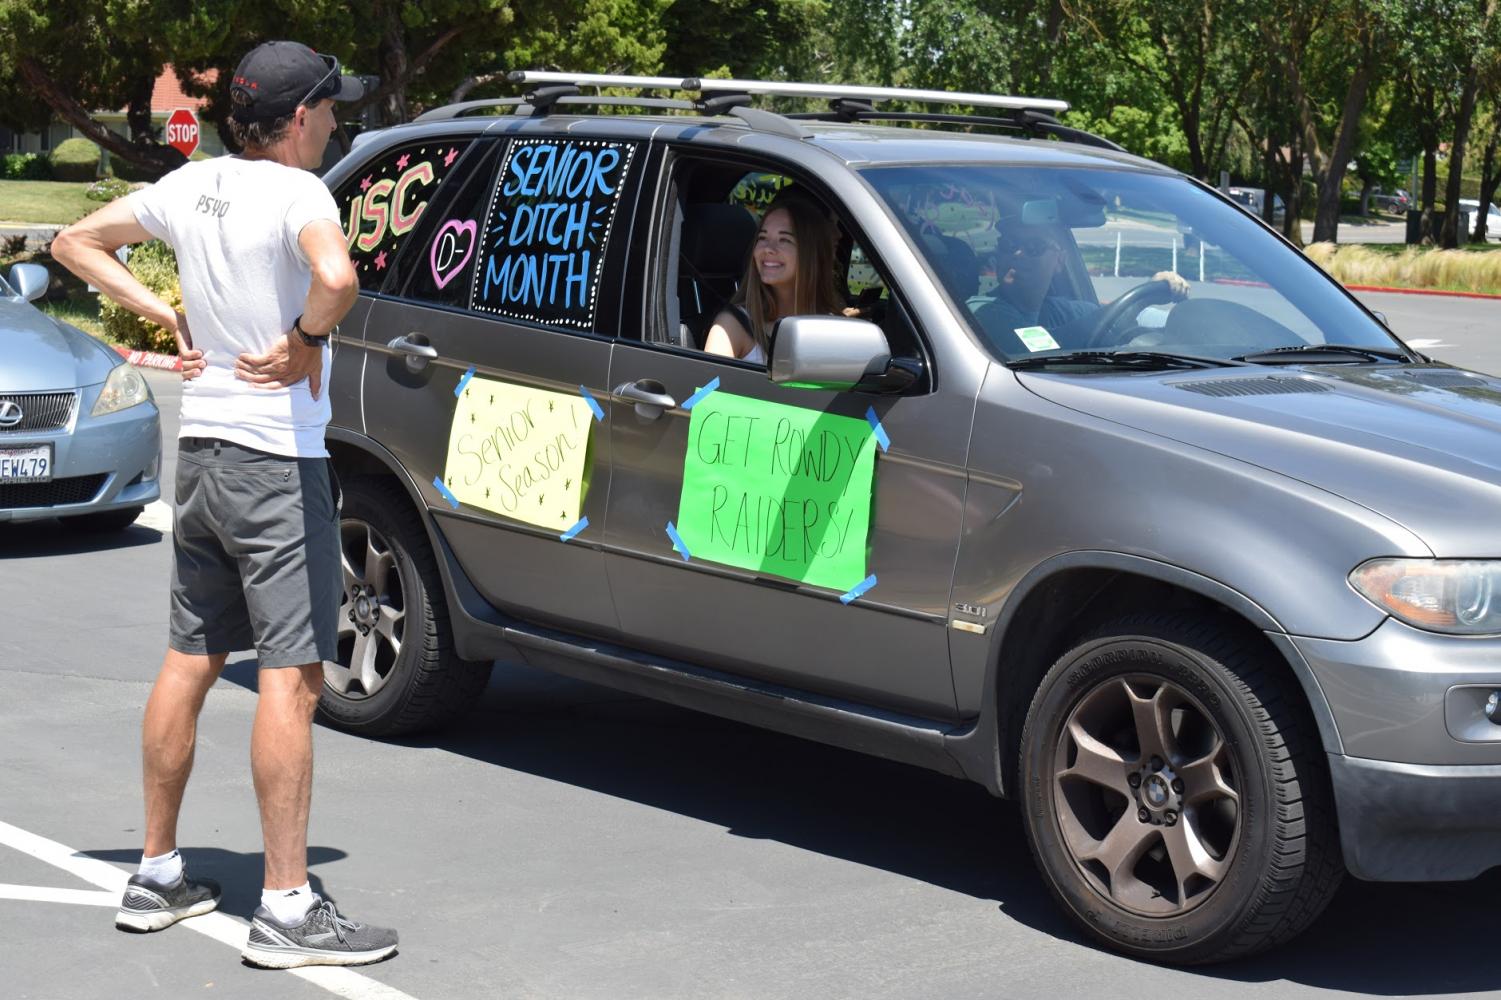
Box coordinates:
[1438,0,1501,247]
[0,0,188,176]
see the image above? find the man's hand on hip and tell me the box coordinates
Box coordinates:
[234,331,323,399]
[174,311,206,380]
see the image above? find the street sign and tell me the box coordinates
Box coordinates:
[166,108,199,159]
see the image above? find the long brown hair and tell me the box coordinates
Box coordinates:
[733,194,844,356]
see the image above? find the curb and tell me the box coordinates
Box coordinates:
[113,345,182,372]
[1345,284,1501,300]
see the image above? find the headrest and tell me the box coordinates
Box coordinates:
[681,202,758,275]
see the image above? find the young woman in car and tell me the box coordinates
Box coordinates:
[704,193,845,364]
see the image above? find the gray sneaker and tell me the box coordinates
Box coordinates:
[241,896,398,969]
[115,872,221,932]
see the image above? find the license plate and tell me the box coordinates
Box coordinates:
[0,444,52,483]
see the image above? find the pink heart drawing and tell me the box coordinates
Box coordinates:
[429,218,477,290]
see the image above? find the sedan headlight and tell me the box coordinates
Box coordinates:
[1350,558,1501,635]
[92,363,151,416]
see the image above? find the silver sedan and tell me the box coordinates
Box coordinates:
[0,262,160,530]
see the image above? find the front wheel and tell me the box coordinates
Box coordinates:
[1019,613,1342,963]
[318,476,491,736]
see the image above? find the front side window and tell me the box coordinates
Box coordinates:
[862,165,1402,363]
[469,137,637,332]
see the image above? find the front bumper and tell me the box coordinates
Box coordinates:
[1293,619,1501,881]
[0,390,160,522]
[1329,754,1501,881]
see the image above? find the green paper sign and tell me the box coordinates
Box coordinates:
[677,391,877,591]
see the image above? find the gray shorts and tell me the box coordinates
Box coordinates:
[169,438,342,668]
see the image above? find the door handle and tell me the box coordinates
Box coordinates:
[613,379,677,419]
[387,333,438,372]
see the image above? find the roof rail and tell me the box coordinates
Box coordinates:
[507,71,1068,114]
[411,71,1105,145]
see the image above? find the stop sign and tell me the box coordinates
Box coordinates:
[166,108,199,159]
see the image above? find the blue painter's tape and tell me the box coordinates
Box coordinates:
[432,476,460,509]
[665,521,691,561]
[682,377,721,411]
[559,516,589,543]
[839,574,878,605]
[865,406,891,452]
[579,385,605,422]
[454,366,476,398]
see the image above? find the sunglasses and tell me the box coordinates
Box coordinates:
[299,53,341,109]
[1001,237,1060,259]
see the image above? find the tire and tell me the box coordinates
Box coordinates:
[69,506,143,532]
[317,476,492,736]
[1018,613,1342,964]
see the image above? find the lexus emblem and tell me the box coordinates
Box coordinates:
[0,400,21,428]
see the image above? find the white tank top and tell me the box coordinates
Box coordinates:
[742,343,766,365]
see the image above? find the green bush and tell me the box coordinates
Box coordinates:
[49,137,101,182]
[100,240,180,353]
[85,176,133,202]
[2,152,52,180]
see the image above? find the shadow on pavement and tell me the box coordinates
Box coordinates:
[220,658,1501,992]
[80,846,348,920]
[0,518,162,557]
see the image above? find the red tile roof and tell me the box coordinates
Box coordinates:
[148,66,217,114]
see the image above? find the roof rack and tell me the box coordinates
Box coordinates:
[412,71,1113,147]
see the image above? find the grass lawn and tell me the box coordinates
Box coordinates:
[0,180,98,225]
[38,295,107,339]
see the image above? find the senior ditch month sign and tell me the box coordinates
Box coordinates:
[442,376,593,529]
[677,392,878,592]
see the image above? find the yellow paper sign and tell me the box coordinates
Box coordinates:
[442,375,593,529]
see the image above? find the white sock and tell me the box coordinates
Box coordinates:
[262,882,315,924]
[138,848,183,885]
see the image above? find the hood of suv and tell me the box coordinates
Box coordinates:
[1017,364,1501,556]
[0,298,119,392]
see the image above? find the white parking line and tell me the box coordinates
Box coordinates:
[136,499,174,532]
[0,819,420,1000]
[0,883,119,906]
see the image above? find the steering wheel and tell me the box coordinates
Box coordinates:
[1081,279,1178,349]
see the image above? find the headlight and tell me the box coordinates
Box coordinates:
[1350,558,1501,635]
[92,363,151,416]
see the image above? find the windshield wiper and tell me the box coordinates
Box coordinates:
[1234,343,1412,364]
[1007,350,1240,371]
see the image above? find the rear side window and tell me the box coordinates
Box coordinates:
[469,137,637,332]
[334,139,473,289]
[394,142,504,308]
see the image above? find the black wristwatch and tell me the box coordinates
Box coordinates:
[294,314,333,347]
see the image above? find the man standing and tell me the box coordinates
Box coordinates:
[53,41,398,970]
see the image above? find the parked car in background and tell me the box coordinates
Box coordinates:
[0,262,160,531]
[1371,187,1412,213]
[1457,198,1501,241]
[1227,185,1286,222]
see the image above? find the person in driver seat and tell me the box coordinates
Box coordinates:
[974,226,1189,352]
[705,193,845,364]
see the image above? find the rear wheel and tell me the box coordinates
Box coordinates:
[1019,613,1342,963]
[318,476,491,736]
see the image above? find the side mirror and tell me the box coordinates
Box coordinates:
[769,315,891,391]
[9,263,49,303]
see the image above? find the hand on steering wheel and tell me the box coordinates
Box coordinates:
[1081,278,1181,349]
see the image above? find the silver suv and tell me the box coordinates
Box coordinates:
[317,73,1501,963]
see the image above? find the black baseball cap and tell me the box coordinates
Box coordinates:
[230,41,363,123]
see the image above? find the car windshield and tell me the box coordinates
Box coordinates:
[860,164,1404,365]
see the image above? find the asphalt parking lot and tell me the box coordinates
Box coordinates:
[4,299,1501,999]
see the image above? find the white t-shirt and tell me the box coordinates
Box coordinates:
[127,156,341,457]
